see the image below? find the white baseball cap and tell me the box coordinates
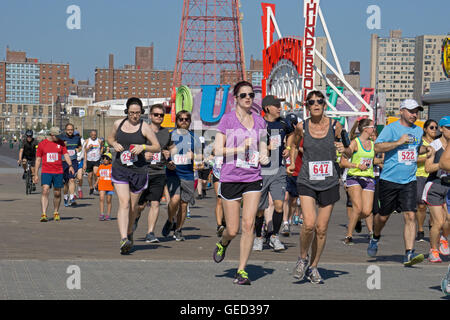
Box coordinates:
[399,99,424,111]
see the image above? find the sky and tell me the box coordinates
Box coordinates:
[1,0,448,88]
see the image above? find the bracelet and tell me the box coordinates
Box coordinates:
[286,146,291,150]
[142,144,146,151]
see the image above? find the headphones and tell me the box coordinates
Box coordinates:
[124,97,145,115]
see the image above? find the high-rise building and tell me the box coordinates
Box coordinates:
[95,47,173,102]
[370,30,447,115]
[0,48,71,105]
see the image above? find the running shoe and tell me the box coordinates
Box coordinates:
[306,267,323,284]
[53,212,60,222]
[252,237,264,251]
[145,232,160,243]
[40,214,48,222]
[441,265,450,296]
[70,199,77,207]
[186,209,191,219]
[162,219,174,237]
[298,218,304,225]
[355,220,362,233]
[403,249,424,267]
[127,233,134,247]
[428,249,442,263]
[269,235,286,251]
[216,225,225,238]
[293,257,309,280]
[293,215,299,225]
[174,230,185,242]
[343,236,354,246]
[439,236,449,256]
[281,222,290,237]
[32,184,36,192]
[120,238,132,255]
[89,188,94,195]
[104,215,111,221]
[234,270,251,285]
[99,214,105,221]
[213,240,229,263]
[64,198,70,207]
[78,189,83,199]
[367,238,379,257]
[416,231,425,242]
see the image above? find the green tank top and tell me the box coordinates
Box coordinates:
[348,138,375,178]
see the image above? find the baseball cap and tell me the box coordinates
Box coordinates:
[102,152,112,160]
[399,99,424,111]
[262,95,285,108]
[438,116,450,127]
[49,127,61,136]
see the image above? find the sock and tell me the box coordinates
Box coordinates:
[272,210,283,236]
[373,234,381,241]
[69,194,74,201]
[64,194,69,201]
[255,216,264,238]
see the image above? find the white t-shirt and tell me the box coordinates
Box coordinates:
[77,138,85,161]
[86,138,101,162]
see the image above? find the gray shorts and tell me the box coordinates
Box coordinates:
[416,176,428,204]
[167,175,195,205]
[422,181,450,207]
[258,166,287,211]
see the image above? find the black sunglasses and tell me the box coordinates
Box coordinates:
[428,126,437,130]
[238,92,255,99]
[178,117,191,122]
[307,99,325,106]
[152,113,164,118]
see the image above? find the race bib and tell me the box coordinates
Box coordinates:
[47,153,58,163]
[150,152,161,164]
[99,169,111,180]
[236,151,259,168]
[215,156,223,169]
[173,154,190,165]
[309,161,333,180]
[68,149,76,157]
[270,135,281,149]
[398,148,417,165]
[360,157,373,168]
[120,151,137,166]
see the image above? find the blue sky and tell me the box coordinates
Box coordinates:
[1,0,448,87]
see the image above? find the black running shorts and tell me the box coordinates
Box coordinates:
[138,174,167,205]
[218,180,263,201]
[297,183,340,207]
[379,179,417,216]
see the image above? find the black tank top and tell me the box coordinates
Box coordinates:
[113,118,147,173]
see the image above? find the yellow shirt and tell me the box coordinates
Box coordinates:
[416,139,430,177]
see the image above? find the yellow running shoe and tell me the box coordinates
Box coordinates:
[40,214,48,222]
[53,212,60,222]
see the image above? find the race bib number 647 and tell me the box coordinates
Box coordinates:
[309,161,333,180]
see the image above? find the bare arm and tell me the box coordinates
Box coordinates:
[439,146,450,171]
[425,147,439,173]
[374,134,410,153]
[287,122,303,175]
[334,122,353,158]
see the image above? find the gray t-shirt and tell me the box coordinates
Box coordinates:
[147,127,172,175]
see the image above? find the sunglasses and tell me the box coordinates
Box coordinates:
[152,113,164,118]
[238,92,255,99]
[428,126,437,130]
[178,117,191,122]
[306,99,325,106]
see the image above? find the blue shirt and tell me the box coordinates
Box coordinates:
[59,134,81,161]
[376,120,423,184]
[262,118,290,169]
[166,130,201,181]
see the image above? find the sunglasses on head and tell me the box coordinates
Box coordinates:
[152,113,164,118]
[238,92,255,99]
[178,117,190,122]
[306,99,325,106]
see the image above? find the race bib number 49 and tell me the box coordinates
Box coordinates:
[309,161,333,180]
[398,148,417,165]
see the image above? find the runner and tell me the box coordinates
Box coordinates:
[415,119,437,242]
[161,110,202,242]
[340,119,376,245]
[95,152,114,221]
[107,97,160,254]
[212,80,269,285]
[197,134,211,200]
[75,131,85,199]
[211,146,226,237]
[253,95,293,252]
[84,130,103,195]
[367,99,429,266]
[60,123,82,207]
[33,127,74,222]
[423,116,450,262]
[135,103,172,243]
[288,90,351,284]
[18,130,38,188]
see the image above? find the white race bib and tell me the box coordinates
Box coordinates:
[309,161,333,180]
[150,152,161,164]
[99,169,111,180]
[120,151,137,166]
[47,153,58,163]
[270,135,281,149]
[236,151,259,168]
[173,154,190,165]
[68,149,76,157]
[398,148,417,165]
[360,157,373,168]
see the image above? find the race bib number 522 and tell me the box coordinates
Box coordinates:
[398,149,417,165]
